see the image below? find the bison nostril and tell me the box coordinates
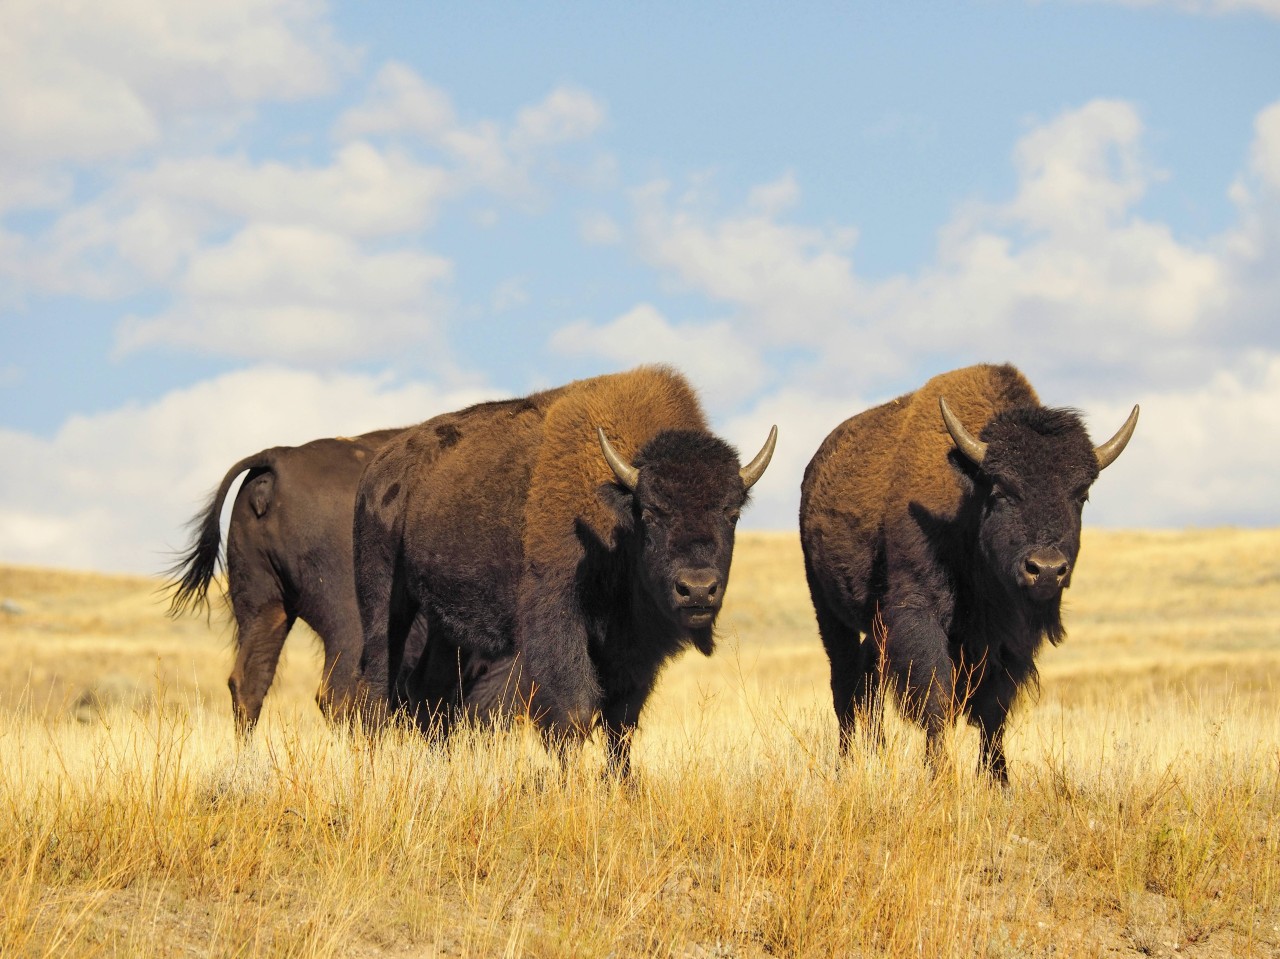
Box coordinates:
[675,570,720,605]
[1025,551,1069,582]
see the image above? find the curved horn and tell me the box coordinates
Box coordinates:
[739,425,778,490]
[1094,404,1140,471]
[939,396,987,466]
[597,427,639,491]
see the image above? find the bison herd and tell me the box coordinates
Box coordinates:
[169,363,1137,783]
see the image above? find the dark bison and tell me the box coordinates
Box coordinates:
[354,366,777,776]
[167,429,516,737]
[799,363,1138,783]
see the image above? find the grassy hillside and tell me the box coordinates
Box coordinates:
[1,529,1278,957]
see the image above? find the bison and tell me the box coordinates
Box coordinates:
[354,366,776,776]
[799,363,1138,783]
[167,429,516,737]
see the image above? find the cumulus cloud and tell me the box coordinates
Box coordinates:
[550,304,771,411]
[113,224,454,363]
[632,177,865,348]
[0,367,494,573]
[335,63,607,198]
[625,100,1246,400]
[0,0,347,168]
[3,52,611,367]
[1078,354,1280,527]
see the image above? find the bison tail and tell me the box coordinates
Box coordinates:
[163,450,275,619]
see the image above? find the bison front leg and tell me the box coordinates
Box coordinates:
[517,569,602,759]
[882,606,958,777]
[600,682,655,779]
[968,673,1018,787]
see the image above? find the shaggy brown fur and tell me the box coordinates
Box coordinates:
[355,366,773,775]
[801,363,1136,783]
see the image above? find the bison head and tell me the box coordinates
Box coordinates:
[598,426,776,644]
[940,398,1138,604]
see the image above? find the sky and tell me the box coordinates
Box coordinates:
[2,0,1279,574]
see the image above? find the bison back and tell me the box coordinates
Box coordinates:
[524,365,709,562]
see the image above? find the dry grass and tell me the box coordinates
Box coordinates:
[1,529,1278,957]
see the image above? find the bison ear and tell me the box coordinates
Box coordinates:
[596,480,636,533]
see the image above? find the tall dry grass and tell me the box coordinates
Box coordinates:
[0,529,1278,957]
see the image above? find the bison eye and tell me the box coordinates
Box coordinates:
[724,506,741,524]
[641,506,663,525]
[989,483,1021,507]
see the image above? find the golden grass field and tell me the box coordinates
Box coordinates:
[1,529,1278,958]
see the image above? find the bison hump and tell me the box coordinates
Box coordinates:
[524,366,707,558]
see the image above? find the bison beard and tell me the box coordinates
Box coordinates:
[799,363,1137,784]
[354,366,776,776]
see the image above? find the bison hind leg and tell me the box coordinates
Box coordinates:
[227,602,295,739]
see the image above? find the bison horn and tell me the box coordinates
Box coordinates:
[597,428,639,491]
[1094,404,1140,471]
[939,397,988,466]
[739,425,778,490]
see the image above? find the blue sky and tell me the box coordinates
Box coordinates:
[2,0,1279,572]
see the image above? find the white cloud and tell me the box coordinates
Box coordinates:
[0,0,347,167]
[1071,0,1280,16]
[1079,354,1280,527]
[549,304,771,410]
[334,62,458,142]
[627,99,1240,397]
[335,63,607,199]
[14,145,459,301]
[0,367,494,573]
[632,179,865,346]
[113,224,454,363]
[511,87,608,150]
[1007,99,1151,235]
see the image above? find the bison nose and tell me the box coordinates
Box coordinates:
[1021,548,1070,591]
[674,569,721,608]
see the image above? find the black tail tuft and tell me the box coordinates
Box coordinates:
[163,450,275,620]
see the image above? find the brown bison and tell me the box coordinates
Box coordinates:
[354,366,776,776]
[167,429,515,737]
[799,364,1138,783]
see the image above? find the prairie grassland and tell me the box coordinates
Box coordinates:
[0,529,1278,958]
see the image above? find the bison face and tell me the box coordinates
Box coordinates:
[599,426,776,643]
[974,452,1092,604]
[941,399,1138,605]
